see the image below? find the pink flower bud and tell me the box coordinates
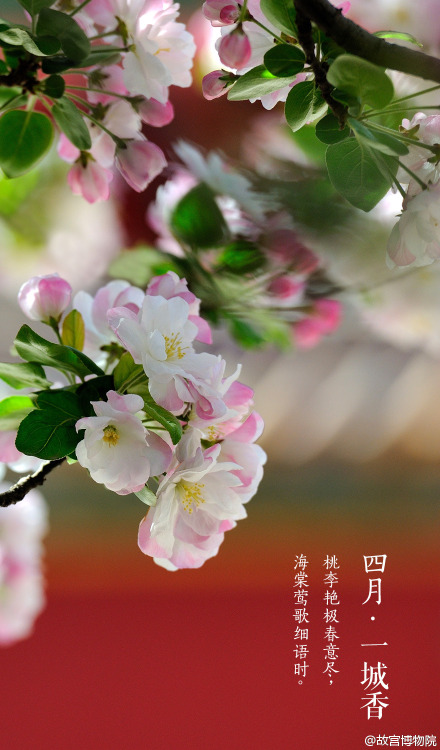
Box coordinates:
[115,138,167,192]
[203,0,240,26]
[18,274,72,324]
[138,98,174,127]
[218,29,251,70]
[67,160,113,203]
[202,70,234,100]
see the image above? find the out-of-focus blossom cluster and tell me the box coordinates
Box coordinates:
[0,488,47,646]
[0,1,195,203]
[145,142,342,349]
[2,271,266,571]
[56,0,195,201]
[387,114,440,269]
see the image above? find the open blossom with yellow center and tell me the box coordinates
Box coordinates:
[164,332,186,360]
[76,391,172,495]
[82,0,196,103]
[102,425,119,445]
[109,294,223,415]
[178,481,205,514]
[138,434,247,570]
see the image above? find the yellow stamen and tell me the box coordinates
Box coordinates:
[103,425,119,446]
[164,332,186,360]
[180,481,205,514]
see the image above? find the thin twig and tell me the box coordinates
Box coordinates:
[0,459,65,508]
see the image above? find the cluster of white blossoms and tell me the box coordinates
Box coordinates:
[0,488,47,646]
[57,0,196,201]
[12,271,266,571]
[387,113,440,269]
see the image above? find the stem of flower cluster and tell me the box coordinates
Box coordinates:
[71,0,93,17]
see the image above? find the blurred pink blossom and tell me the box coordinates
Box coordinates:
[115,138,167,192]
[294,299,342,349]
[68,160,113,203]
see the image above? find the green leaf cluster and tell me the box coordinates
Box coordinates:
[0,4,95,178]
[1,322,185,461]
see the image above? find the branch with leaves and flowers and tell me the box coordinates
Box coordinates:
[1,0,440,642]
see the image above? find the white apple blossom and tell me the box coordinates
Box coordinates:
[86,0,196,102]
[108,294,223,414]
[387,183,440,268]
[76,391,172,494]
[138,432,246,569]
[73,280,145,367]
[147,271,212,343]
[174,141,270,219]
[397,113,440,199]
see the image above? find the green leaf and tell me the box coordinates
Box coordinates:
[40,73,65,98]
[263,44,305,78]
[325,138,397,211]
[0,85,24,108]
[129,378,182,445]
[134,485,157,506]
[51,96,91,150]
[315,112,351,144]
[348,118,409,156]
[14,325,104,378]
[61,309,85,351]
[0,361,50,389]
[76,375,114,416]
[227,65,296,101]
[113,352,145,393]
[170,183,230,249]
[0,168,39,215]
[327,54,394,109]
[141,395,182,446]
[290,122,328,163]
[0,395,34,431]
[15,389,84,460]
[76,46,122,67]
[36,8,90,63]
[285,80,326,132]
[374,30,423,47]
[0,27,48,55]
[41,55,74,75]
[229,318,265,348]
[217,240,265,274]
[330,87,361,116]
[0,110,53,178]
[260,0,297,36]
[17,0,55,16]
[108,246,177,286]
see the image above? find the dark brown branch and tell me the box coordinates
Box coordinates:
[294,0,440,83]
[294,3,347,126]
[0,459,65,508]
